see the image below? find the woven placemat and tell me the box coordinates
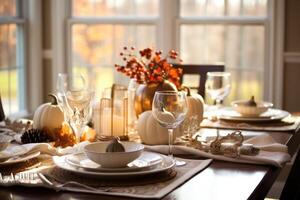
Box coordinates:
[0,157,212,199]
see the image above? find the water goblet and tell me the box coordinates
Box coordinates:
[56,73,86,123]
[205,72,231,105]
[65,89,94,142]
[57,73,93,143]
[152,91,188,166]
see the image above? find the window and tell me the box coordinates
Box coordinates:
[68,0,273,103]
[0,0,26,115]
[69,0,159,98]
[179,0,268,103]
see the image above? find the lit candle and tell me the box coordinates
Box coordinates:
[100,107,125,137]
[112,115,125,136]
[100,107,111,136]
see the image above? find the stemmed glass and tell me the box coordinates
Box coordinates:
[56,73,85,122]
[56,73,94,143]
[205,72,231,105]
[152,91,188,166]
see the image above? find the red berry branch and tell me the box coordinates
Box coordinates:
[115,47,183,88]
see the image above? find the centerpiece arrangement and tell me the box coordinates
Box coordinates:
[115,47,205,145]
[115,47,183,117]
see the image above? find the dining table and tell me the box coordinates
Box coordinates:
[0,120,299,200]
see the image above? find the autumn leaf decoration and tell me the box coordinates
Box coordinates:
[115,47,183,88]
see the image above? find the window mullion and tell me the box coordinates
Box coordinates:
[16,24,26,111]
[52,0,69,87]
[69,17,158,25]
[178,16,267,25]
[0,18,26,24]
[158,0,179,52]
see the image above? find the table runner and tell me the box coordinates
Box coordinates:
[0,157,212,199]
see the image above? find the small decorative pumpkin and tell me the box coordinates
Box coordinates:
[33,94,64,133]
[183,86,204,125]
[106,137,125,152]
[137,111,181,145]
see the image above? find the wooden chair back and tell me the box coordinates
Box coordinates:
[173,64,225,98]
[0,95,5,121]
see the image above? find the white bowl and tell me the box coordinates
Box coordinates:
[84,142,144,168]
[231,100,273,117]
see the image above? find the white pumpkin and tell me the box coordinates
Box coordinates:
[33,94,64,132]
[185,87,204,124]
[137,111,182,145]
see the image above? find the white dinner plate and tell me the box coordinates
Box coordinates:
[0,151,40,166]
[53,152,175,177]
[218,107,290,122]
[0,144,28,162]
[66,151,163,172]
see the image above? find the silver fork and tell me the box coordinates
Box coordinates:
[37,172,108,192]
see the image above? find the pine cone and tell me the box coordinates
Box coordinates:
[21,129,53,144]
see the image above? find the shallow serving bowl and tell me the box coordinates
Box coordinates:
[84,142,144,168]
[231,100,273,117]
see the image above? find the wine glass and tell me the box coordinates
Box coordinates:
[205,72,231,105]
[57,73,94,143]
[56,73,86,123]
[152,91,188,166]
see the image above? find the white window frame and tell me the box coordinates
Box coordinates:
[0,0,26,115]
[0,0,42,115]
[52,0,284,108]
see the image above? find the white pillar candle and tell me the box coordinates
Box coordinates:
[99,107,125,137]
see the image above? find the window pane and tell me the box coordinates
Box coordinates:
[180,25,265,102]
[72,0,159,17]
[0,24,23,114]
[0,24,16,69]
[0,0,16,16]
[72,24,156,97]
[180,0,267,17]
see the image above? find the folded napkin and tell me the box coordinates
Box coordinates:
[1,141,90,159]
[145,134,291,167]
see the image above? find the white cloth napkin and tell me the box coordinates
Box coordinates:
[1,141,90,159]
[145,134,291,167]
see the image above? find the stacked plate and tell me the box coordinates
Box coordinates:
[53,151,175,177]
[219,107,290,122]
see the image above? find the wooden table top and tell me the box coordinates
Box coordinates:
[0,128,298,200]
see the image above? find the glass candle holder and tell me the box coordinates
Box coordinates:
[99,84,128,141]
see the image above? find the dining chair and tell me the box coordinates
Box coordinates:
[172,64,225,98]
[0,95,5,122]
[279,148,300,200]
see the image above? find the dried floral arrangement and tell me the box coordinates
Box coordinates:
[115,47,183,88]
[20,123,96,148]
